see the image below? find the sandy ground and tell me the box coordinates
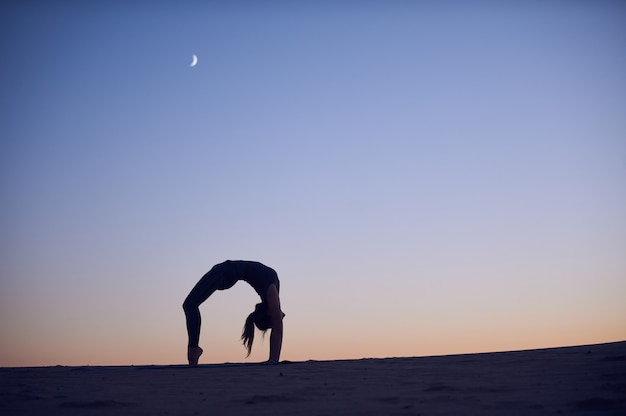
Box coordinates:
[1,341,625,415]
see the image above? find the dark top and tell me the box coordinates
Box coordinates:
[225,260,279,303]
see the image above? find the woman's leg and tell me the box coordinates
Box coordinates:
[182,266,226,348]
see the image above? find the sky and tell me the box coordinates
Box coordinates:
[1,0,625,367]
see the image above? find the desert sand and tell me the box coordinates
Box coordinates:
[2,341,625,415]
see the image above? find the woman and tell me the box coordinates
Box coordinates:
[182,260,284,366]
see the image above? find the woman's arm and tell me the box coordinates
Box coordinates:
[266,284,283,363]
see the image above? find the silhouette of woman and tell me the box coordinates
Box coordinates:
[182,260,284,366]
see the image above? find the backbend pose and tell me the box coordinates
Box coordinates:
[182,260,284,366]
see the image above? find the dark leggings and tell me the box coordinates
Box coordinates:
[182,263,238,347]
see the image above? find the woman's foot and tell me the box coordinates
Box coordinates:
[188,346,203,367]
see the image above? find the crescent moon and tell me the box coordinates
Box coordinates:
[190,54,198,67]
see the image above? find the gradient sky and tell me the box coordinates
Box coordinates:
[1,1,625,367]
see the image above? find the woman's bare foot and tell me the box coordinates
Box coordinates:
[188,346,203,367]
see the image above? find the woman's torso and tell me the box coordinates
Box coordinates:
[223,260,279,302]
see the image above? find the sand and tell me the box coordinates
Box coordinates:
[2,341,625,415]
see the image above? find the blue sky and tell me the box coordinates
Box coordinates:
[1,1,625,366]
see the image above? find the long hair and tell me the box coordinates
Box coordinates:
[241,302,270,357]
